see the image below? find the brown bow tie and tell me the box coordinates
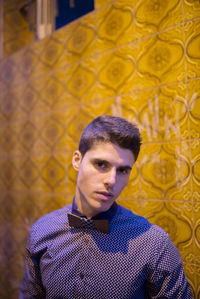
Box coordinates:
[68,213,109,234]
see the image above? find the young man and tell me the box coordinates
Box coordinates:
[19,115,192,298]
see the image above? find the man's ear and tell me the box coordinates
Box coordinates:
[72,150,82,171]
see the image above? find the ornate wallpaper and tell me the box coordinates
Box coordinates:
[3,0,35,56]
[0,0,200,297]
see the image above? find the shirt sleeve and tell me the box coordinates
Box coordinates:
[146,231,193,298]
[19,231,46,298]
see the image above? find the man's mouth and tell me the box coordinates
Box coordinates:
[95,191,114,201]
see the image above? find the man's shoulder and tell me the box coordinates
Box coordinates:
[116,204,150,225]
[28,204,72,243]
[116,204,168,240]
[33,204,71,226]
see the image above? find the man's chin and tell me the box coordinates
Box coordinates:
[91,201,113,213]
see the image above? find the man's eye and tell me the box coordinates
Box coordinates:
[94,160,109,170]
[118,168,128,175]
[97,162,106,168]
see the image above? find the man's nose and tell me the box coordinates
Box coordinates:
[104,169,116,188]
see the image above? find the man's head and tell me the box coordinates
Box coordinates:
[72,115,141,218]
[78,115,141,161]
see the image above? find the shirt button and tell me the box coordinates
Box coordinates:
[80,273,84,280]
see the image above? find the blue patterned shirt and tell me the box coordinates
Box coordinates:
[19,201,192,298]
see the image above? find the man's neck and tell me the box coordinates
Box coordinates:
[74,196,97,218]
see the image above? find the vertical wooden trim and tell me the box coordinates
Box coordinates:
[70,0,75,8]
[0,0,3,58]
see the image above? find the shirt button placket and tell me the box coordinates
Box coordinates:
[84,237,89,245]
[79,233,89,291]
[80,273,84,280]
[80,234,90,286]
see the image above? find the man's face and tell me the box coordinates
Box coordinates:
[72,142,135,217]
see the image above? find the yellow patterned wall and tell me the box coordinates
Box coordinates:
[0,0,200,297]
[3,0,35,56]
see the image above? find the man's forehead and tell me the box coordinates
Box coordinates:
[84,142,135,164]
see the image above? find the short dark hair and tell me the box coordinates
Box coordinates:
[78,115,142,161]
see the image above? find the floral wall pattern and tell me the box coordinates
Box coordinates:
[0,0,200,298]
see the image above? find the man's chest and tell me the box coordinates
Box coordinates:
[39,230,152,299]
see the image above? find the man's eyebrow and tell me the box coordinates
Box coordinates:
[91,159,132,170]
[117,165,132,171]
[92,158,109,164]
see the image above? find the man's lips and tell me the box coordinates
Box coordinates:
[95,191,114,200]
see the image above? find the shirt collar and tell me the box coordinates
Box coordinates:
[71,198,118,222]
